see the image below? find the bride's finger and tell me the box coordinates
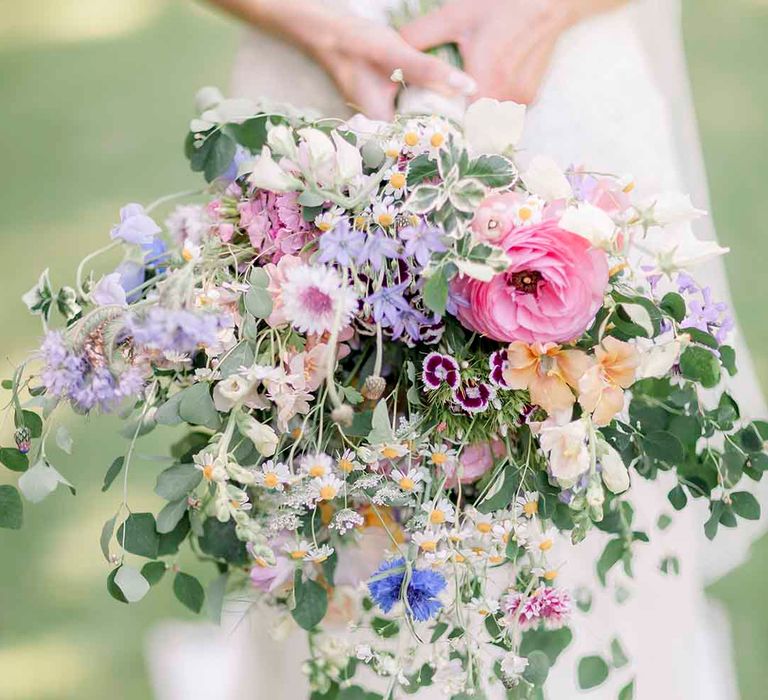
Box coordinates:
[383,44,476,97]
[398,3,470,51]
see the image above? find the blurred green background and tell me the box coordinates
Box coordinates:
[0,0,766,697]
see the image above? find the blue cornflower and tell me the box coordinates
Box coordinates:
[399,223,447,268]
[358,231,401,272]
[368,557,446,622]
[317,219,365,266]
[365,280,411,328]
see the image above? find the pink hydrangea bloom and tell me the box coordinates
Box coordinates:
[452,221,609,343]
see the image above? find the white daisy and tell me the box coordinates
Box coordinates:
[300,453,334,479]
[514,491,540,519]
[314,207,345,233]
[422,121,450,160]
[382,168,408,200]
[371,199,398,229]
[283,539,312,560]
[526,526,557,556]
[391,467,424,493]
[305,544,335,563]
[422,497,456,526]
[193,451,228,484]
[255,460,292,491]
[281,263,358,336]
[412,529,444,554]
[400,122,424,156]
[512,195,545,227]
[312,474,345,502]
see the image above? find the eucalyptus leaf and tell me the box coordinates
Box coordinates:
[178,383,221,429]
[207,572,230,624]
[244,286,273,319]
[0,485,23,529]
[114,564,151,603]
[577,655,609,690]
[291,571,328,630]
[155,463,202,501]
[156,498,189,534]
[0,447,29,473]
[55,426,73,454]
[423,267,449,316]
[174,572,205,613]
[116,512,159,559]
[102,457,124,492]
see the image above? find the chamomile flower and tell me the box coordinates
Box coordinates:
[283,539,312,560]
[306,544,335,563]
[300,453,334,479]
[255,460,292,491]
[422,444,457,470]
[313,474,345,502]
[372,200,398,229]
[468,597,500,617]
[423,548,451,567]
[382,138,402,160]
[391,467,424,493]
[512,195,545,227]
[193,451,228,484]
[225,485,252,513]
[382,167,408,200]
[337,449,362,474]
[422,122,449,160]
[471,511,495,536]
[401,122,423,156]
[527,526,557,555]
[423,497,456,526]
[515,491,540,519]
[314,207,344,233]
[374,442,409,462]
[412,530,443,554]
[492,519,528,547]
[182,240,202,263]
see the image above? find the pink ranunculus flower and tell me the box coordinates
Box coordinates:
[452,221,609,343]
[444,439,505,486]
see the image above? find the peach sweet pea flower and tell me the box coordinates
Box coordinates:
[503,341,589,415]
[579,336,640,426]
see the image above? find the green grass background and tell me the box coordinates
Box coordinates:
[0,0,766,697]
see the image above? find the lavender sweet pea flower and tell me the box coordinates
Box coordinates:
[91,273,127,307]
[115,260,145,303]
[128,307,225,354]
[317,219,365,266]
[399,223,447,267]
[111,203,161,246]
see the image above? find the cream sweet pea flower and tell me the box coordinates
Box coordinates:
[331,131,364,184]
[242,146,301,192]
[463,98,526,155]
[559,202,616,249]
[266,123,298,159]
[643,222,729,272]
[597,440,630,494]
[634,335,688,379]
[646,192,706,225]
[520,156,572,201]
[539,418,590,487]
[238,413,279,457]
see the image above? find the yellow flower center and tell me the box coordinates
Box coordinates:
[538,538,554,552]
[489,555,504,565]
[338,458,355,473]
[518,206,533,221]
[354,215,367,229]
[317,221,332,232]
[523,501,538,517]
[385,146,400,158]
[254,556,270,568]
[453,553,466,563]
[389,172,406,189]
[309,464,327,478]
[544,569,558,581]
[476,522,492,534]
[429,132,445,148]
[399,477,415,492]
[319,485,338,501]
[202,464,215,481]
[404,132,419,147]
[429,510,446,525]
[289,549,308,560]
[182,247,194,262]
[381,446,400,459]
[263,473,280,489]
[419,540,437,553]
[431,452,447,466]
[377,213,394,228]
[623,182,635,193]
[291,427,303,440]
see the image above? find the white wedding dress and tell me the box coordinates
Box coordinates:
[148,2,767,698]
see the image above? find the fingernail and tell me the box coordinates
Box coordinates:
[448,72,477,96]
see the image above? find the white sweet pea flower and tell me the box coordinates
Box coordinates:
[463,98,526,155]
[597,441,630,494]
[298,127,336,170]
[634,335,688,379]
[190,97,258,133]
[331,131,363,184]
[539,418,590,487]
[194,85,224,113]
[646,192,706,225]
[559,202,616,249]
[454,259,497,282]
[520,155,572,201]
[242,146,301,193]
[500,652,529,684]
[266,123,298,159]
[238,412,279,457]
[643,222,729,272]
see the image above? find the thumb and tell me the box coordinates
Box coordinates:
[399,4,466,51]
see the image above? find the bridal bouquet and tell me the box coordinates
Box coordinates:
[4,88,766,699]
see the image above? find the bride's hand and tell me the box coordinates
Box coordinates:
[206,0,476,120]
[399,0,626,105]
[315,16,477,120]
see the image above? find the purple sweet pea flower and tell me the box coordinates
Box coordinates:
[115,260,145,303]
[399,222,447,267]
[111,203,161,246]
[91,273,127,307]
[317,219,366,266]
